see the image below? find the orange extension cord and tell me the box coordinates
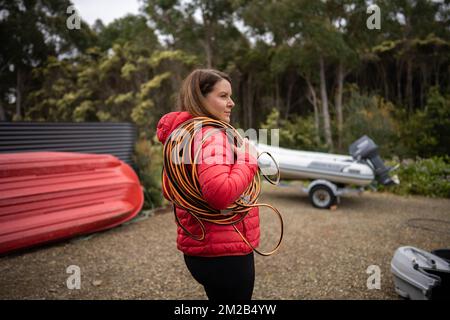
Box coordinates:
[161,117,283,256]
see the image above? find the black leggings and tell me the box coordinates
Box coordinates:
[183,252,255,300]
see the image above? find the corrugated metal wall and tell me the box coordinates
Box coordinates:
[0,122,137,166]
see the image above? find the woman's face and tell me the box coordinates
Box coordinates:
[204,79,235,123]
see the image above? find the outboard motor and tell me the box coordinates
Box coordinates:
[349,135,398,185]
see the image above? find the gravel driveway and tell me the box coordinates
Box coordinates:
[1,181,449,300]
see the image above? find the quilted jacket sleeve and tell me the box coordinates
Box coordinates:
[195,127,259,211]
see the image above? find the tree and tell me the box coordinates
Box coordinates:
[0,0,95,121]
[237,0,356,151]
[26,44,197,138]
[94,15,159,52]
[143,0,238,68]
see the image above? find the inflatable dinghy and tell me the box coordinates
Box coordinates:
[255,135,399,208]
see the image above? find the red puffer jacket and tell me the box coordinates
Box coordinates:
[156,111,260,257]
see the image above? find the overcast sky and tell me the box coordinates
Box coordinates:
[69,0,255,45]
[71,0,141,26]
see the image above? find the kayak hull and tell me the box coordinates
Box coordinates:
[0,152,144,255]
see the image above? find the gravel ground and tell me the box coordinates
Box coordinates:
[1,181,449,300]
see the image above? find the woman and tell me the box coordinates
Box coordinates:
[156,69,260,300]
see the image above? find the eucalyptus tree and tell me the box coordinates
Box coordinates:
[0,0,95,121]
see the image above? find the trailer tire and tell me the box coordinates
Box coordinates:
[309,185,336,209]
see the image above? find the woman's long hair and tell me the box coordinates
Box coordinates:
[177,69,232,120]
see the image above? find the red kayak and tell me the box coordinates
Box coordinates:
[0,152,144,254]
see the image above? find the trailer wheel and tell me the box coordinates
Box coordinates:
[309,185,336,209]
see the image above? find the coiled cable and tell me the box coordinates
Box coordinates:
[162,117,283,256]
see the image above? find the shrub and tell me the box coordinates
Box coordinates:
[379,156,450,198]
[261,108,327,151]
[396,87,450,158]
[133,136,165,210]
[342,92,398,158]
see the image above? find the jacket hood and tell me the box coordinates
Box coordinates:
[156,111,194,144]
